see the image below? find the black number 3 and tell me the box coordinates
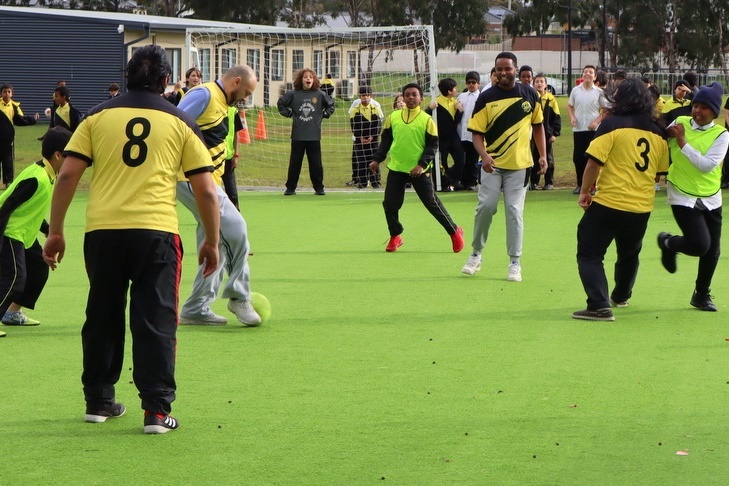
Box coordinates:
[634,137,650,172]
[122,118,151,167]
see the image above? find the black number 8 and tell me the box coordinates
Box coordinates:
[122,118,151,167]
[634,137,650,172]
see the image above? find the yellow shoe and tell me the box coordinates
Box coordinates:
[0,330,6,337]
[2,311,40,326]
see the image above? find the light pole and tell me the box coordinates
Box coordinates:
[567,0,573,92]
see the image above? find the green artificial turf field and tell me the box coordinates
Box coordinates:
[1,184,728,485]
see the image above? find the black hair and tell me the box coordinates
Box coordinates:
[640,75,652,85]
[1,83,12,92]
[54,86,71,99]
[402,82,423,98]
[595,70,609,87]
[465,71,480,83]
[607,78,655,118]
[518,65,533,76]
[437,78,457,96]
[358,85,372,95]
[126,45,171,94]
[682,71,698,87]
[41,127,72,160]
[614,70,627,80]
[647,84,661,100]
[495,51,518,66]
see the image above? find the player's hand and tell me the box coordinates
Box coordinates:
[548,135,556,144]
[231,156,238,170]
[538,156,548,174]
[369,161,380,174]
[409,165,425,177]
[43,234,66,270]
[666,124,685,139]
[481,156,495,173]
[578,192,592,210]
[570,117,577,127]
[199,243,219,278]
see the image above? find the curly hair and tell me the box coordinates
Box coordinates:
[607,78,655,118]
[293,68,321,91]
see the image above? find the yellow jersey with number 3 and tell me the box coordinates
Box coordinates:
[64,90,214,234]
[586,114,669,213]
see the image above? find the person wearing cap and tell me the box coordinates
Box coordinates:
[661,80,692,126]
[456,71,481,190]
[657,82,728,312]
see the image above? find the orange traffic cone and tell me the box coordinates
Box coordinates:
[238,109,251,144]
[254,110,267,141]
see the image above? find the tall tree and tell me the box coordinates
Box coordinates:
[186,0,284,25]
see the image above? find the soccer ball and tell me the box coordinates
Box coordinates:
[250,292,271,323]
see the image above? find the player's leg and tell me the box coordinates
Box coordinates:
[411,172,459,235]
[382,170,408,236]
[285,140,306,194]
[576,203,616,310]
[305,141,325,194]
[611,211,650,305]
[470,169,503,254]
[502,169,528,261]
[695,207,722,295]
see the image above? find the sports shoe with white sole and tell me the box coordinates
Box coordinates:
[228,299,262,326]
[85,402,126,423]
[144,412,179,434]
[461,254,482,275]
[2,311,40,326]
[179,312,228,325]
[507,262,522,282]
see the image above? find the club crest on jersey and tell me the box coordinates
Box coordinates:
[521,100,532,113]
[298,101,316,121]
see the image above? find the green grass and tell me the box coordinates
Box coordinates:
[2,186,729,484]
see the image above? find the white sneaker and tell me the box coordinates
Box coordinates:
[179,312,228,325]
[507,262,522,282]
[227,299,262,327]
[461,254,482,275]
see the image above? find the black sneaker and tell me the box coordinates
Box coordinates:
[657,232,677,273]
[283,189,296,196]
[690,290,717,312]
[144,412,180,434]
[571,308,615,321]
[85,402,126,423]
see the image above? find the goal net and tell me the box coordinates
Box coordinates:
[186,25,437,191]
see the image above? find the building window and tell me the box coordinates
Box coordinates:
[199,48,211,83]
[221,48,236,73]
[166,48,182,83]
[347,51,357,78]
[292,49,305,73]
[272,49,285,81]
[247,48,260,78]
[313,50,323,78]
[328,50,340,79]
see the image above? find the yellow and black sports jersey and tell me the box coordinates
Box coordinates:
[661,97,691,125]
[349,102,383,139]
[64,90,214,234]
[586,114,669,213]
[467,83,543,170]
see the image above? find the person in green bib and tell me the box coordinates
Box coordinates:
[0,127,72,337]
[658,82,728,311]
[369,83,464,253]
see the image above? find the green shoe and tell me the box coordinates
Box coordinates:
[2,311,40,326]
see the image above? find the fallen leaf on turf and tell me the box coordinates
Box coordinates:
[568,404,578,408]
[676,450,689,456]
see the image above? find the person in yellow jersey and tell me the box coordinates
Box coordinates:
[657,82,728,312]
[48,86,83,133]
[572,79,669,322]
[176,65,262,326]
[0,128,72,337]
[43,45,221,434]
[369,83,464,253]
[0,84,40,188]
[461,51,547,282]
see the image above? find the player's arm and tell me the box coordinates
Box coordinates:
[177,87,210,120]
[187,172,220,278]
[532,122,548,173]
[43,155,87,269]
[578,158,602,209]
[370,115,393,173]
[277,91,294,117]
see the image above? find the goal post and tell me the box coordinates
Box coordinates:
[185,25,438,190]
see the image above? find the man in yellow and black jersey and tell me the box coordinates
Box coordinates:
[48,86,83,133]
[661,80,692,126]
[461,51,547,282]
[43,45,220,434]
[176,65,263,327]
[0,84,40,187]
[349,85,383,189]
[572,79,669,322]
